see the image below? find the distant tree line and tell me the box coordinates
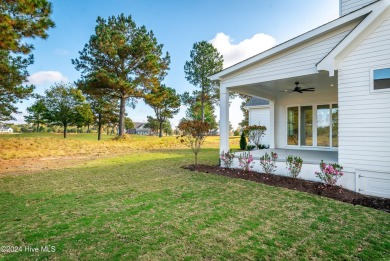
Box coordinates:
[1,0,248,142]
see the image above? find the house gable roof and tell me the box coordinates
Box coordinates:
[210,1,381,81]
[317,0,390,75]
[244,97,270,107]
[133,122,146,129]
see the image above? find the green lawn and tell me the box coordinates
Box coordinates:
[0,147,389,260]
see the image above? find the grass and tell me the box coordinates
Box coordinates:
[0,134,389,260]
[0,133,240,160]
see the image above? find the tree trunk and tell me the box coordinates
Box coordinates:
[118,96,126,136]
[195,152,198,165]
[201,86,205,122]
[63,124,67,138]
[37,122,40,132]
[87,124,90,133]
[98,112,102,141]
[159,121,163,137]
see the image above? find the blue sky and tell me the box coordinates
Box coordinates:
[17,0,340,128]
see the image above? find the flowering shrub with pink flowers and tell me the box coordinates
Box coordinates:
[315,160,344,186]
[220,150,235,168]
[286,155,303,178]
[259,152,278,174]
[238,152,254,172]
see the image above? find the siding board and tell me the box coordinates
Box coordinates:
[338,15,390,174]
[341,0,377,16]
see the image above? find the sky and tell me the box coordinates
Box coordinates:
[13,0,340,129]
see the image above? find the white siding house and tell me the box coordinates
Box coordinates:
[0,126,13,133]
[340,0,378,16]
[212,0,390,198]
[126,122,151,135]
[245,98,271,147]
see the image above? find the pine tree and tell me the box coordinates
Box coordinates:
[73,14,170,137]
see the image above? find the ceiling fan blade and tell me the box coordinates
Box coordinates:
[281,82,316,93]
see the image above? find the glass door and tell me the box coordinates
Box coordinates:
[317,105,330,147]
[300,106,313,146]
[287,107,299,145]
[332,104,338,147]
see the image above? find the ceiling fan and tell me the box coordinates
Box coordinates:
[281,82,315,93]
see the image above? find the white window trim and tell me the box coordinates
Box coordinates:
[370,65,390,94]
[285,102,338,150]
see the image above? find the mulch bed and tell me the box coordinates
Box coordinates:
[183,164,390,213]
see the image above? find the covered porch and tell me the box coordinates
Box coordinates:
[219,71,339,153]
[219,71,344,185]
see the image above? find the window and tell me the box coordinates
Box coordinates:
[287,104,338,148]
[373,67,390,91]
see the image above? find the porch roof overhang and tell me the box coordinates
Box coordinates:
[210,2,380,83]
[227,71,338,101]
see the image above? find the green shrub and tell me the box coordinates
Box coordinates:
[286,155,303,178]
[239,132,247,150]
[258,144,270,149]
[246,145,256,151]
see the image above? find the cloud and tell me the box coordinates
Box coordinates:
[27,71,68,85]
[210,32,276,68]
[8,112,27,124]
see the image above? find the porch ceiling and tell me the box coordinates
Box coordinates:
[227,71,338,100]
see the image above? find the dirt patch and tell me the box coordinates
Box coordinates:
[183,164,390,213]
[0,156,95,176]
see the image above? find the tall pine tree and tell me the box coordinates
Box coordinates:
[73,14,170,136]
[0,0,54,121]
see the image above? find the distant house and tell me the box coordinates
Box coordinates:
[0,125,13,133]
[244,97,270,146]
[126,122,151,135]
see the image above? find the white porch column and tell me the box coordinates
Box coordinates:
[269,99,275,149]
[220,84,230,153]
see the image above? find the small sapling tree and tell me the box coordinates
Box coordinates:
[178,120,210,165]
[244,125,267,149]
